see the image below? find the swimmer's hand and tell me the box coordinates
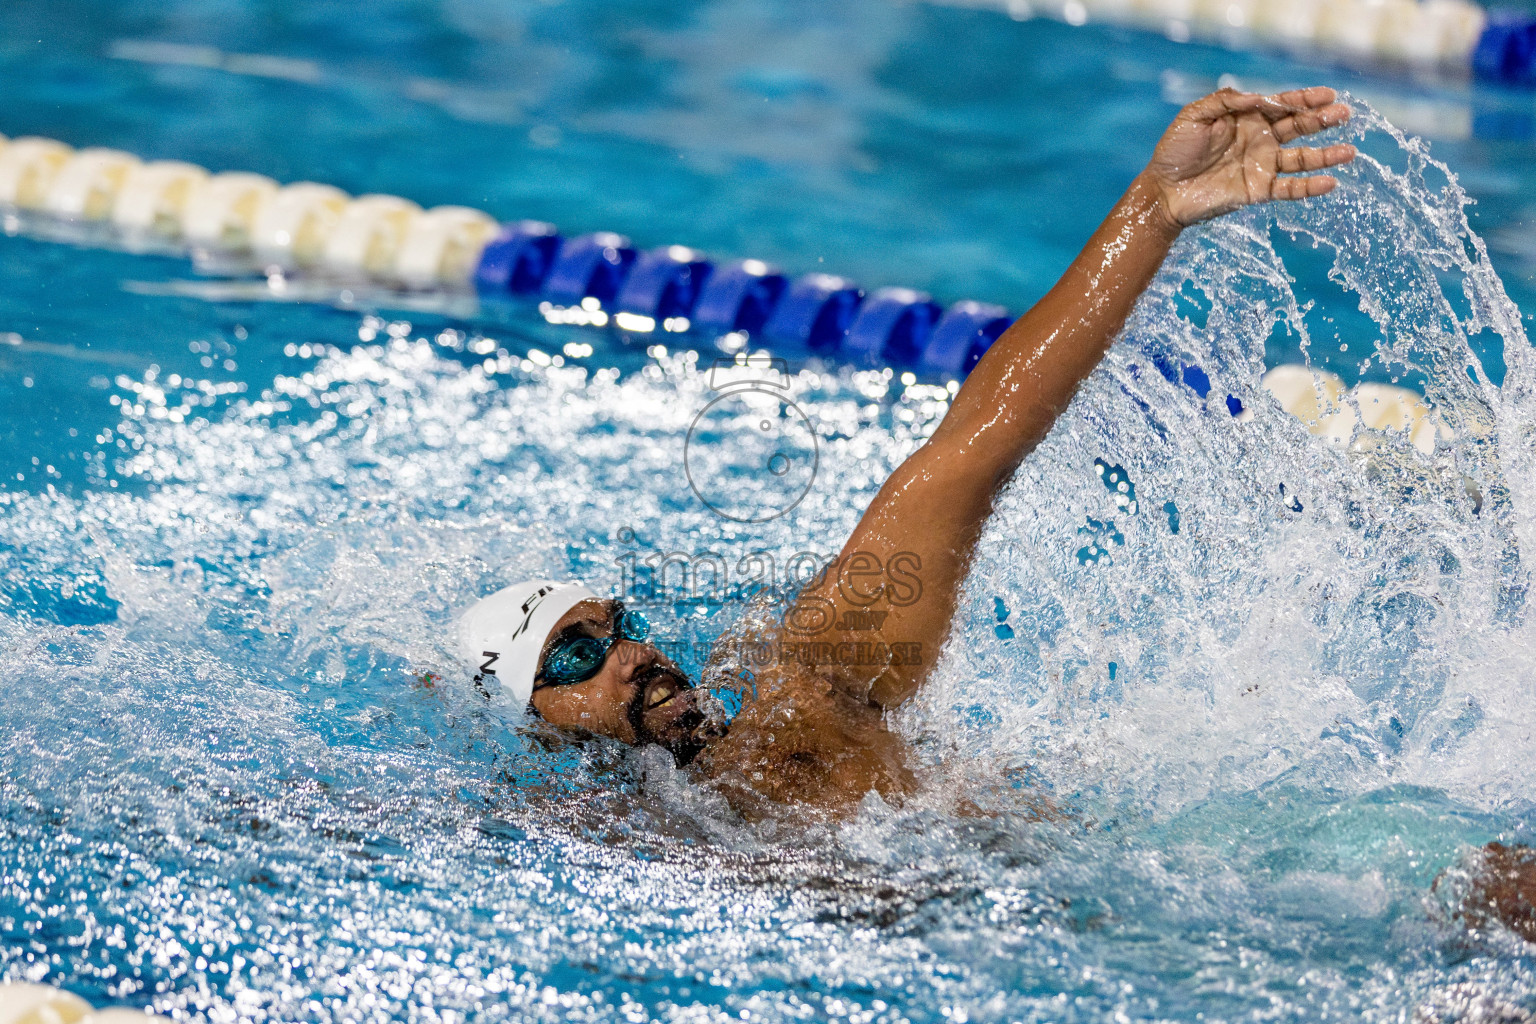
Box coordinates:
[1146,86,1356,229]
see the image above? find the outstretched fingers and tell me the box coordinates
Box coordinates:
[1267,86,1340,111]
[1271,101,1351,143]
[1270,139,1354,202]
[1276,143,1356,174]
[1271,174,1339,201]
[1186,86,1350,142]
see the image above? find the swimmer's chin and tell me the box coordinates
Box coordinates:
[668,716,729,767]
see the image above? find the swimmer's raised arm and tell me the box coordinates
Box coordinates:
[460,88,1356,805]
[809,87,1355,709]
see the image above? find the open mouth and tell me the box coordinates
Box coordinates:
[625,663,716,766]
[635,663,691,712]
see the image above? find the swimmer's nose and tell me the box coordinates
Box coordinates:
[613,640,656,677]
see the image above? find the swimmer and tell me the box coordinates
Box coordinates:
[460,87,1358,812]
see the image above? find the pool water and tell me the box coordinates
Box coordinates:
[4,2,1536,1022]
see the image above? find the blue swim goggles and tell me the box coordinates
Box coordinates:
[533,601,651,690]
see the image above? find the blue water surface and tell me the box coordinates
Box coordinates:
[4,3,1536,1023]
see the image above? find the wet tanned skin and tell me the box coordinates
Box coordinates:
[528,603,915,812]
[1455,843,1536,944]
[529,88,1356,812]
[693,662,917,814]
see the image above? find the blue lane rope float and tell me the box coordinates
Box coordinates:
[919,301,1014,376]
[950,0,1536,85]
[1474,12,1536,84]
[844,288,946,367]
[691,260,789,336]
[541,231,637,308]
[615,245,714,327]
[474,219,561,296]
[761,274,867,354]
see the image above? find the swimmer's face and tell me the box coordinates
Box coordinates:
[528,599,723,764]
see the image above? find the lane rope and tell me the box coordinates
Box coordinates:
[942,0,1536,84]
[0,130,1451,445]
[0,132,1012,378]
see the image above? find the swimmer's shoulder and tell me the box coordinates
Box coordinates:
[696,664,915,812]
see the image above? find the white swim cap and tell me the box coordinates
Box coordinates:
[457,579,601,707]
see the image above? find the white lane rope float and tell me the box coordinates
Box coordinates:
[0,981,174,1024]
[0,131,1014,378]
[937,0,1536,83]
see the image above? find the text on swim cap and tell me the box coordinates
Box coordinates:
[507,585,561,642]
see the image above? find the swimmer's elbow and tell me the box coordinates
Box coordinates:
[931,393,1062,473]
[916,424,1036,496]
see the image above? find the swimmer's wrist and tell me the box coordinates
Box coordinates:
[1129,171,1184,242]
